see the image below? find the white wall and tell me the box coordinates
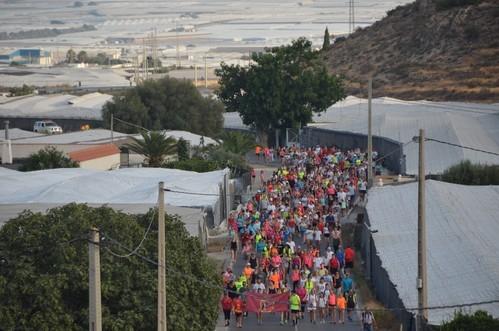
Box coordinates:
[79,154,120,170]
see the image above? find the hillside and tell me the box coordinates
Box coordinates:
[325,0,499,102]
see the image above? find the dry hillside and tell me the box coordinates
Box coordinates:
[326,0,499,102]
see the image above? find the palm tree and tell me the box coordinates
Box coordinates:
[125,131,177,167]
[218,131,255,155]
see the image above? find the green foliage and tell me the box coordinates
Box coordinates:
[322,27,331,50]
[216,38,344,141]
[164,158,220,173]
[217,131,255,155]
[20,146,79,171]
[76,50,88,63]
[8,83,34,96]
[66,49,77,63]
[435,0,481,11]
[441,160,499,185]
[176,137,190,161]
[124,131,177,167]
[0,204,220,331]
[102,77,224,136]
[440,310,499,331]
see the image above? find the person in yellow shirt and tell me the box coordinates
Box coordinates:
[336,293,346,324]
[289,290,301,326]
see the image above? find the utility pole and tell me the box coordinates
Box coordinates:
[417,129,428,330]
[367,77,373,188]
[110,113,114,142]
[194,62,198,87]
[204,55,208,88]
[89,227,102,331]
[175,21,180,68]
[157,182,167,331]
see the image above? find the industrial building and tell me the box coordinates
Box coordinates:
[0,48,52,65]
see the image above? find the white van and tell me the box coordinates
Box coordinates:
[33,120,63,134]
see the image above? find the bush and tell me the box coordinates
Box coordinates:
[20,146,79,171]
[436,0,481,11]
[164,158,220,173]
[440,160,499,185]
[8,84,34,96]
[440,310,499,331]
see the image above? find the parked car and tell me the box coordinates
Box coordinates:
[33,120,63,134]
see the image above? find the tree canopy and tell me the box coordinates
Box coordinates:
[102,77,224,137]
[20,146,79,171]
[0,204,220,331]
[215,38,344,144]
[322,27,331,50]
[124,131,177,167]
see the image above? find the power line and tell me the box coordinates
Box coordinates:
[113,116,150,132]
[101,210,156,258]
[425,137,499,157]
[375,140,413,164]
[101,234,499,313]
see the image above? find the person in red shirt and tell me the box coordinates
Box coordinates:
[232,295,245,328]
[344,246,355,269]
[221,292,233,326]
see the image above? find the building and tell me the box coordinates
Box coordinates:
[0,48,52,65]
[68,143,121,170]
[360,180,499,329]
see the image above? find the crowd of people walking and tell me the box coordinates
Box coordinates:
[221,145,377,330]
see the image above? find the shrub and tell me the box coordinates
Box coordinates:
[440,160,499,185]
[20,146,79,171]
[436,0,481,11]
[164,158,220,173]
[440,310,499,331]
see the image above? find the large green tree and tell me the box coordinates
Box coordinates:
[66,49,77,64]
[125,131,177,167]
[102,77,224,137]
[0,204,220,331]
[322,27,331,50]
[216,38,344,145]
[20,146,79,171]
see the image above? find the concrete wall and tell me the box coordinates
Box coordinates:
[300,127,406,175]
[79,153,121,170]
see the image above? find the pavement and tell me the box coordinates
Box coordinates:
[215,161,364,331]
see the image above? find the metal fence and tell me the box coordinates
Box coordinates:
[356,208,417,331]
[299,127,406,175]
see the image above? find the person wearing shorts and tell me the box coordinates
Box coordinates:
[289,291,301,326]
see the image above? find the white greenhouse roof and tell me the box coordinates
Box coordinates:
[0,167,228,209]
[0,128,43,140]
[366,180,499,324]
[310,96,499,174]
[0,92,112,119]
[13,129,129,145]
[0,203,205,238]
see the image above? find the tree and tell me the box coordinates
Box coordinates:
[76,50,88,63]
[20,146,79,171]
[125,131,177,167]
[8,84,34,96]
[440,160,499,185]
[66,49,76,64]
[102,77,224,137]
[177,137,190,161]
[0,204,220,331]
[216,38,345,145]
[217,131,255,155]
[322,26,331,50]
[440,310,499,331]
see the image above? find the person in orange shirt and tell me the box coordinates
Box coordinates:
[336,292,346,324]
[255,145,262,160]
[243,263,254,283]
[268,269,280,292]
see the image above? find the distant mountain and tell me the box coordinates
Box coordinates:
[325,0,499,103]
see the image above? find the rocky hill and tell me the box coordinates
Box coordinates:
[325,0,499,102]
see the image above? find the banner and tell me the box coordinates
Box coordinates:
[245,292,289,313]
